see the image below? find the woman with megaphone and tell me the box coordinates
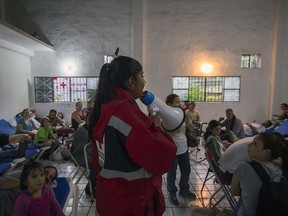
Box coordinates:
[89,56,177,216]
[165,94,197,206]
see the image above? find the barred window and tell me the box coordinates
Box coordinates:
[34,76,98,103]
[241,54,261,69]
[172,76,240,102]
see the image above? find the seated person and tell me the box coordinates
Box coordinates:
[71,113,97,196]
[183,100,190,111]
[219,136,254,174]
[185,101,201,123]
[270,103,288,126]
[16,108,38,138]
[219,108,245,143]
[71,102,85,130]
[34,117,58,146]
[47,109,65,132]
[28,108,41,128]
[82,101,94,114]
[231,133,288,216]
[204,120,233,183]
[57,112,66,124]
[243,120,274,136]
[0,162,58,216]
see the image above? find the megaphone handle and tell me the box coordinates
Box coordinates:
[150,113,161,128]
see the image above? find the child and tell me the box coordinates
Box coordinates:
[34,117,58,146]
[13,161,64,216]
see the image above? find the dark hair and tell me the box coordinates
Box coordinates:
[20,161,44,190]
[258,132,288,172]
[40,117,50,127]
[281,103,288,108]
[49,109,57,115]
[22,108,29,115]
[165,94,179,105]
[89,56,142,137]
[225,108,236,131]
[76,102,82,107]
[44,165,58,182]
[204,120,221,141]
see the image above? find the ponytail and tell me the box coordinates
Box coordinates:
[89,63,114,137]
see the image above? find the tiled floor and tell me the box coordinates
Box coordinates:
[42,145,233,216]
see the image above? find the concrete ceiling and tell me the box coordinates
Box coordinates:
[0,19,54,54]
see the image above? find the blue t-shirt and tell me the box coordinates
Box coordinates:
[17,118,34,133]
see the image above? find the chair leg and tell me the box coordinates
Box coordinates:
[200,167,214,194]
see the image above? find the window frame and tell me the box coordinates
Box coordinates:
[172,76,241,102]
[34,76,99,103]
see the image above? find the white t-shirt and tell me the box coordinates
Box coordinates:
[244,123,266,136]
[169,122,188,155]
[219,136,254,173]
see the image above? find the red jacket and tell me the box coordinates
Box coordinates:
[93,87,176,216]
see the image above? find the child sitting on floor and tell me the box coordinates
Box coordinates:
[12,161,64,216]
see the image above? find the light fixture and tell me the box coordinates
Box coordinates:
[200,63,213,74]
[62,59,77,74]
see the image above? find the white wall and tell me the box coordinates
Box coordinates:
[143,0,274,123]
[0,47,31,124]
[3,0,288,125]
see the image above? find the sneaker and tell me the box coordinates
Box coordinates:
[170,195,179,206]
[179,190,196,199]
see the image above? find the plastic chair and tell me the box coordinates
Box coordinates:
[53,177,79,216]
[205,148,236,209]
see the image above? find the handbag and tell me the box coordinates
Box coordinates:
[186,129,198,147]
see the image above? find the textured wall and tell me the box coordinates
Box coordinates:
[2,0,287,124]
[143,0,274,122]
[0,47,31,124]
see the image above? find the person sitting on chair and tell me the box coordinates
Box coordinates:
[231,133,288,216]
[204,120,233,183]
[71,102,85,130]
[219,108,245,143]
[16,108,39,138]
[185,101,201,123]
[47,109,65,132]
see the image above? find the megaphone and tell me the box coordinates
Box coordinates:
[140,91,185,132]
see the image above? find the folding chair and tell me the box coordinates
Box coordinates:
[200,165,215,195]
[53,177,79,216]
[205,148,236,209]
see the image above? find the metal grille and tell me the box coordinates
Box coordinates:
[35,76,99,103]
[172,76,240,102]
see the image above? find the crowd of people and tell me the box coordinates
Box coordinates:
[1,55,288,216]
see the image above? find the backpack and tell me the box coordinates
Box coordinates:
[248,160,288,216]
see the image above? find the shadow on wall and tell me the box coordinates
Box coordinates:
[3,0,52,46]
